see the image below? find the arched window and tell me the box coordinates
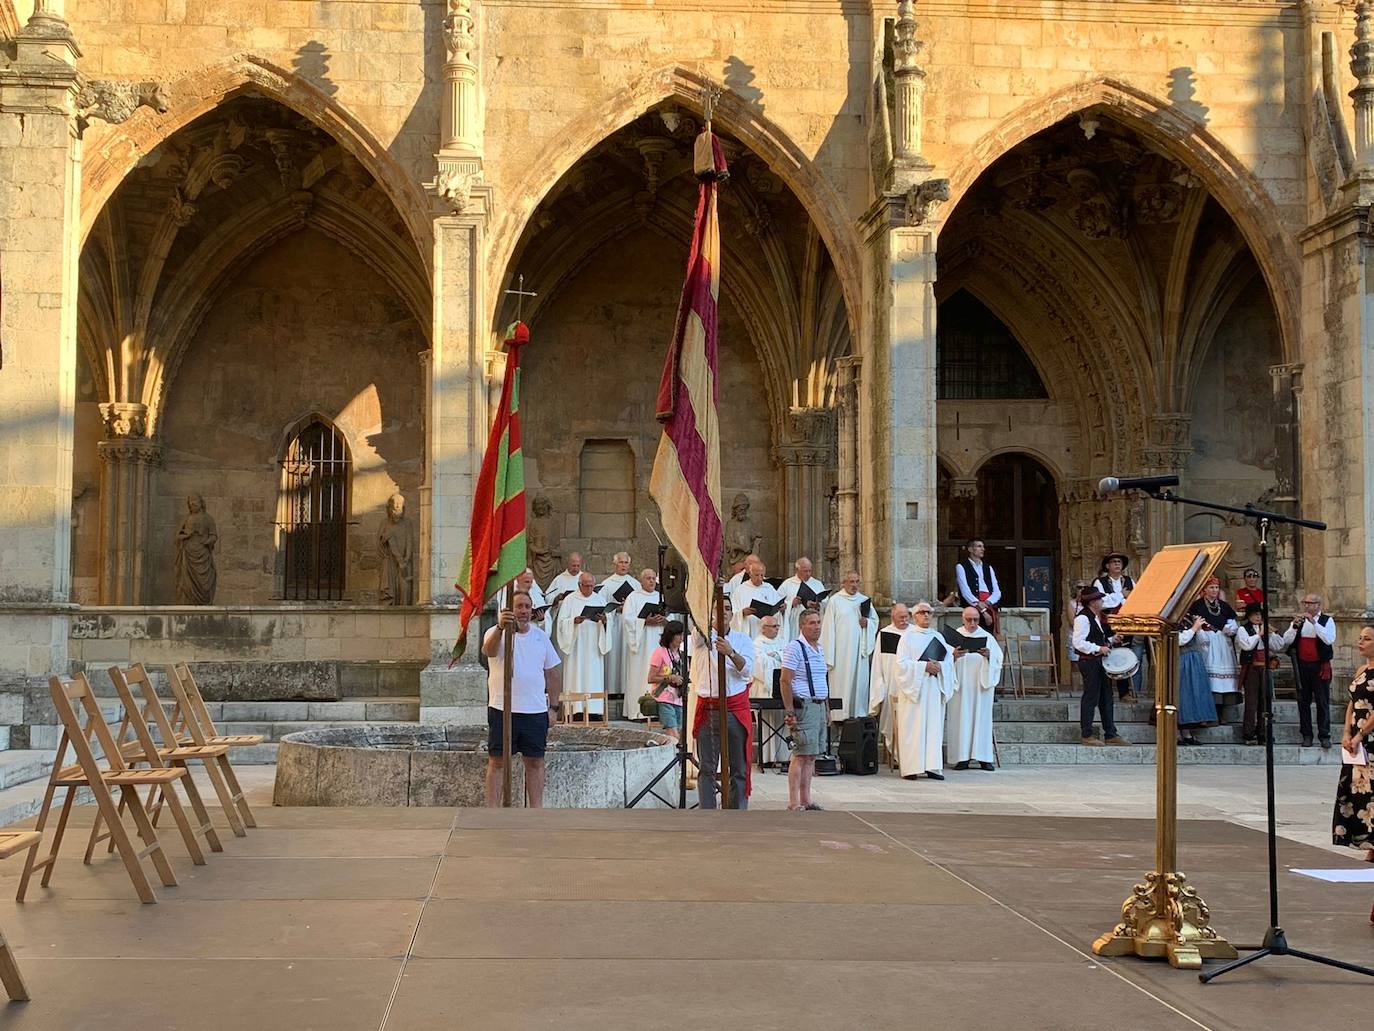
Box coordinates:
[277,417,351,600]
[937,290,1049,400]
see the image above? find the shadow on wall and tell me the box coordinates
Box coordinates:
[294,40,338,99]
[1167,66,1208,128]
[723,55,764,112]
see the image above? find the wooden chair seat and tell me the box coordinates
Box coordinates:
[124,744,230,762]
[202,734,265,747]
[165,663,258,831]
[104,768,188,786]
[0,832,42,861]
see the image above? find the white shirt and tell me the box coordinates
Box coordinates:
[1096,575,1129,611]
[695,629,755,698]
[1280,613,1336,649]
[1236,624,1284,654]
[956,559,1002,606]
[1071,612,1109,657]
[483,624,561,713]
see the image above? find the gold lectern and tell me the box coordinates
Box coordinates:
[1090,542,1239,970]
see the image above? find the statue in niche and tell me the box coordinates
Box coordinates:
[528,494,560,590]
[724,492,764,572]
[174,494,218,605]
[377,493,416,606]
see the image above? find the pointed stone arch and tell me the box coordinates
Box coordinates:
[943,76,1300,365]
[79,53,432,267]
[486,65,863,353]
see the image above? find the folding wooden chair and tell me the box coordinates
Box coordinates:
[166,663,261,830]
[0,830,41,1000]
[1013,634,1062,698]
[560,690,607,724]
[84,664,227,859]
[16,673,185,904]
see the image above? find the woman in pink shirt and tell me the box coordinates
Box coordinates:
[647,620,687,741]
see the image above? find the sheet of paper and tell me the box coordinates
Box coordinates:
[1290,868,1374,883]
[1343,742,1369,766]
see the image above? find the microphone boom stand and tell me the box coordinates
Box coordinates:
[1136,488,1373,983]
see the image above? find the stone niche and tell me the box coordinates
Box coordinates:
[152,229,426,605]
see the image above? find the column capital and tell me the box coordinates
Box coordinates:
[97,401,149,440]
[96,439,163,466]
[860,180,950,240]
[948,477,977,500]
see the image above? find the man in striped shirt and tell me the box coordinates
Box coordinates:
[780,610,829,812]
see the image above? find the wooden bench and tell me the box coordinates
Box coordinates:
[0,831,41,1000]
[17,673,184,905]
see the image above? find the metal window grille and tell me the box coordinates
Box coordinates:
[277,419,350,601]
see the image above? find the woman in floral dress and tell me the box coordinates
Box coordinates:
[1333,624,1374,863]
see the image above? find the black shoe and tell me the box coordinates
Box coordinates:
[1178,737,1197,746]
[1301,735,1314,748]
[1320,737,1332,749]
[954,761,970,771]
[926,771,945,781]
[979,761,995,771]
[902,774,921,781]
[1243,736,1258,746]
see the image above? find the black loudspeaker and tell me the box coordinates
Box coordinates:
[837,717,878,775]
[661,545,689,613]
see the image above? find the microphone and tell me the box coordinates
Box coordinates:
[1097,474,1180,496]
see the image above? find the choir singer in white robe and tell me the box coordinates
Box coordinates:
[820,571,877,717]
[619,568,665,721]
[544,553,585,655]
[733,557,782,638]
[752,614,788,764]
[945,606,1003,771]
[894,601,956,781]
[556,572,610,718]
[868,603,914,765]
[598,552,637,711]
[777,556,827,642]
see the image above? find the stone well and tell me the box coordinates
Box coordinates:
[272,724,679,808]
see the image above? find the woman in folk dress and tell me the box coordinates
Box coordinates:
[1184,577,1239,713]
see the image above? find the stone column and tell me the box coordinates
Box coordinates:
[417,348,433,606]
[772,407,834,573]
[1352,1,1374,169]
[859,186,946,603]
[834,356,861,580]
[0,12,82,684]
[1140,413,1192,547]
[891,0,931,175]
[96,403,161,604]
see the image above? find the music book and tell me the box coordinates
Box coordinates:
[1115,542,1227,628]
[772,667,782,694]
[918,636,947,662]
[796,582,830,605]
[859,598,872,619]
[747,598,784,619]
[879,630,902,655]
[636,601,665,619]
[943,626,984,648]
[766,577,786,590]
[612,581,634,602]
[578,605,605,621]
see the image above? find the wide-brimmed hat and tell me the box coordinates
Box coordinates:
[1244,602,1264,617]
[1078,587,1105,604]
[1099,552,1129,571]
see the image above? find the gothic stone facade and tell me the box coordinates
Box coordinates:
[1,0,1371,709]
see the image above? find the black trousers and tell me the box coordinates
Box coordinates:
[1079,658,1117,739]
[1295,660,1331,740]
[1241,664,1267,740]
[697,710,749,810]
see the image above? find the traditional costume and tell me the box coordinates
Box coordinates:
[894,625,956,778]
[1236,614,1283,743]
[691,628,755,809]
[820,588,878,718]
[1185,582,1239,697]
[944,623,1003,767]
[620,587,664,720]
[1177,621,1218,731]
[956,556,1001,635]
[868,622,914,764]
[1097,554,1144,701]
[556,590,610,717]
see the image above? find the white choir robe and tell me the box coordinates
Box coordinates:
[598,573,637,710]
[868,624,914,759]
[751,631,788,763]
[543,571,582,654]
[732,580,782,639]
[619,589,663,721]
[499,582,546,611]
[725,569,747,600]
[894,628,956,777]
[557,592,611,717]
[945,627,1003,766]
[820,591,878,718]
[777,576,827,641]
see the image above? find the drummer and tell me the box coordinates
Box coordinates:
[1072,587,1132,747]
[1096,552,1144,705]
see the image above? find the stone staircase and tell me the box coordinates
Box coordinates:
[993,694,1347,765]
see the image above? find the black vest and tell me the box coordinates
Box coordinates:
[960,559,993,597]
[1096,574,1134,614]
[1286,613,1334,662]
[1083,612,1109,651]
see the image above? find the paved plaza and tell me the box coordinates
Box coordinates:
[0,764,1369,1029]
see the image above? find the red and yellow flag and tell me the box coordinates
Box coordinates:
[649,130,728,630]
[452,321,529,661]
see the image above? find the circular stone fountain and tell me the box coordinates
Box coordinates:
[272,724,679,808]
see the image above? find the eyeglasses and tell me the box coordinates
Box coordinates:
[1244,573,1259,579]
[1303,599,1320,606]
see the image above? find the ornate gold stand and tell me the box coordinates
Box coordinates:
[1091,628,1237,969]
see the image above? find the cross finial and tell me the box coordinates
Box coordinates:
[504,273,538,322]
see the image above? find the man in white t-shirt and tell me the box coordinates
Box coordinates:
[482,591,562,807]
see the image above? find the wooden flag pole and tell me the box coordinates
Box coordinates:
[501,622,515,807]
[715,583,730,809]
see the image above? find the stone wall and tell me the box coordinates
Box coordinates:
[150,228,426,604]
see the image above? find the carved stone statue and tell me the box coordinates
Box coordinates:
[724,492,763,571]
[377,493,416,606]
[76,79,170,129]
[528,494,560,589]
[174,494,217,605]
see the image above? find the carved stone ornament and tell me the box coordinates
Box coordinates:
[904,177,950,225]
[949,477,978,500]
[1132,182,1184,223]
[1065,167,1124,239]
[98,402,147,439]
[76,79,171,129]
[435,164,482,214]
[443,0,476,64]
[893,0,925,76]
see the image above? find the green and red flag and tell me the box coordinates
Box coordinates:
[451,321,529,661]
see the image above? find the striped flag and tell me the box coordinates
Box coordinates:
[649,129,729,630]
[451,321,529,661]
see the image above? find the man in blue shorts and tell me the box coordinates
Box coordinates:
[482,590,563,806]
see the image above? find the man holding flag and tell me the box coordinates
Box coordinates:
[452,320,533,806]
[481,591,561,807]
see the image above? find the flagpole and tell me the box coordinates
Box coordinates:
[715,582,730,809]
[502,622,515,807]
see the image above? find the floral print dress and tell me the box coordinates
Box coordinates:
[1333,667,1374,850]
